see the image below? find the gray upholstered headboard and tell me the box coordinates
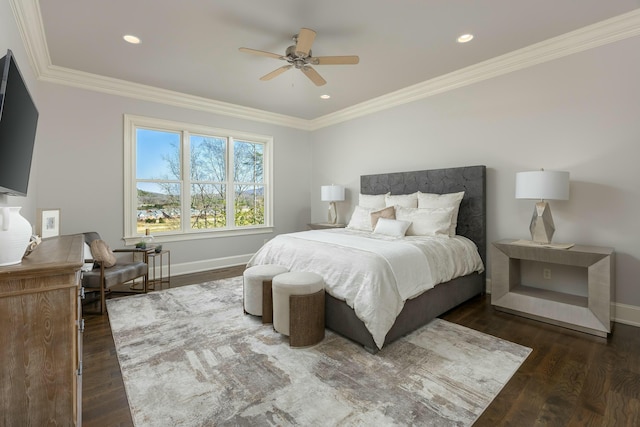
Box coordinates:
[360,165,487,266]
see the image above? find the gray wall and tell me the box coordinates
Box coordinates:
[34,83,312,269]
[310,36,640,307]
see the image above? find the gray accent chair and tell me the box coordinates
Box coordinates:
[82,232,148,314]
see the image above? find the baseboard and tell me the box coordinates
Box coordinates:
[168,254,252,277]
[484,279,640,328]
[612,303,640,328]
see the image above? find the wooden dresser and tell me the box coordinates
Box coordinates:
[0,234,84,426]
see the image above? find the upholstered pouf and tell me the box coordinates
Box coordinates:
[272,271,325,347]
[243,264,289,323]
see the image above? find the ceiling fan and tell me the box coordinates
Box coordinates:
[239,28,359,86]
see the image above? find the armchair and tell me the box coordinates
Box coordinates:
[82,232,148,314]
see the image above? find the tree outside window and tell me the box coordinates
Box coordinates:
[124,115,272,241]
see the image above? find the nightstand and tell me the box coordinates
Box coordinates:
[307,223,346,230]
[491,239,614,337]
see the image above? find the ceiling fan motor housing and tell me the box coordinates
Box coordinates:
[285,45,312,69]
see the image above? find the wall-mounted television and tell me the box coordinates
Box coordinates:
[0,49,39,196]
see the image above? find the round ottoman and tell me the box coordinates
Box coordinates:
[272,271,325,347]
[243,264,289,323]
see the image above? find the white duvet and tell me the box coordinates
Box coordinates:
[247,229,484,349]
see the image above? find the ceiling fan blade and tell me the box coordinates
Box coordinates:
[300,65,326,86]
[239,47,283,60]
[310,55,360,65]
[295,28,316,57]
[260,65,293,81]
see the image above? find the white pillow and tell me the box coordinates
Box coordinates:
[359,193,388,209]
[373,218,412,238]
[346,205,376,231]
[395,205,454,237]
[385,192,418,208]
[418,191,465,236]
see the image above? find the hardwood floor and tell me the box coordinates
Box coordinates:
[82,271,640,426]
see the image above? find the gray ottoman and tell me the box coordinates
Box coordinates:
[243,264,289,323]
[272,271,325,347]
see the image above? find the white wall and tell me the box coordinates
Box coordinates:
[310,36,640,307]
[0,0,39,224]
[35,83,312,269]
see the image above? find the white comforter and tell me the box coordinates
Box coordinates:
[247,229,484,349]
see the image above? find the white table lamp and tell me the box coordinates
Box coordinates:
[516,169,570,244]
[321,184,345,224]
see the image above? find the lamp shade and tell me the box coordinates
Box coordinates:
[321,185,345,202]
[515,170,570,200]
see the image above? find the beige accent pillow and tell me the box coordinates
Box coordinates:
[90,239,117,268]
[370,206,395,228]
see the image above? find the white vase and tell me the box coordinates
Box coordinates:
[0,207,33,266]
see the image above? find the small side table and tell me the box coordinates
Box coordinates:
[147,249,171,290]
[308,223,346,230]
[491,239,614,337]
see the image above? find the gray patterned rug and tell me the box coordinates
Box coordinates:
[107,277,530,426]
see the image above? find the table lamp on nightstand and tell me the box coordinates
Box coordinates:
[321,184,345,225]
[516,169,570,244]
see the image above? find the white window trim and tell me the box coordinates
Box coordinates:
[123,114,274,245]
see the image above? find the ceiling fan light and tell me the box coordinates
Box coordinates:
[457,34,474,43]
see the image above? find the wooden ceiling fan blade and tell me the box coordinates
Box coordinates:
[300,66,326,86]
[311,55,360,65]
[295,28,316,57]
[260,65,293,81]
[239,47,283,60]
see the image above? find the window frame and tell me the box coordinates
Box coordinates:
[123,114,273,245]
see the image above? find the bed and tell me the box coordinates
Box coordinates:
[248,165,486,352]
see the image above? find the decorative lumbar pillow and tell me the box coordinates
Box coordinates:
[385,192,418,208]
[395,205,455,237]
[373,218,412,238]
[359,193,388,209]
[90,239,117,268]
[346,205,376,231]
[370,206,395,228]
[418,191,465,236]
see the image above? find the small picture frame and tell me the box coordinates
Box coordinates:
[36,208,61,239]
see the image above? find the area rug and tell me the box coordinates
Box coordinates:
[107,277,531,426]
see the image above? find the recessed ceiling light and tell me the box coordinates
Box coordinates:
[457,34,474,43]
[320,94,331,99]
[123,35,141,44]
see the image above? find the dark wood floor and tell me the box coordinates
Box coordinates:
[82,270,640,426]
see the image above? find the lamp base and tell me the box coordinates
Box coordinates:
[529,201,555,244]
[327,202,337,225]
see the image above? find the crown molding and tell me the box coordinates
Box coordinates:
[11,1,640,131]
[39,65,312,130]
[310,8,640,130]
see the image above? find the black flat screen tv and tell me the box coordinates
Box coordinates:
[0,49,39,196]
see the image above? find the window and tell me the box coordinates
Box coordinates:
[124,115,273,243]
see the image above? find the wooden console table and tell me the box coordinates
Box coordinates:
[0,235,84,425]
